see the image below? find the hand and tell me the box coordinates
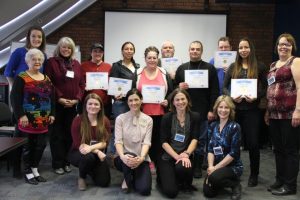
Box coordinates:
[130,156,145,169]
[292,109,300,127]
[79,144,92,155]
[120,154,136,168]
[19,115,29,127]
[179,152,189,159]
[223,66,228,73]
[244,95,256,103]
[179,82,189,90]
[207,111,215,122]
[207,166,216,176]
[176,157,191,168]
[114,94,123,100]
[233,95,243,103]
[264,111,269,126]
[97,150,107,161]
[160,99,168,107]
[49,116,55,124]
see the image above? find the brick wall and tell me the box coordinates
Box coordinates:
[47,0,275,66]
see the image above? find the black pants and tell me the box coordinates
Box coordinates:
[114,156,152,196]
[157,157,193,198]
[50,103,77,169]
[236,109,260,176]
[149,115,163,164]
[269,119,300,190]
[19,131,47,174]
[203,167,240,198]
[68,150,110,187]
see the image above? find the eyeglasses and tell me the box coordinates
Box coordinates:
[278,43,292,47]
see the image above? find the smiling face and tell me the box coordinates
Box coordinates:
[91,48,104,63]
[217,101,230,121]
[173,92,188,112]
[277,37,293,58]
[189,42,202,61]
[29,29,43,49]
[238,40,250,59]
[86,98,101,115]
[59,44,72,58]
[27,54,43,71]
[161,42,175,58]
[127,94,142,112]
[145,51,158,69]
[122,43,135,61]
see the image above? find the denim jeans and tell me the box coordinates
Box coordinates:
[106,100,129,155]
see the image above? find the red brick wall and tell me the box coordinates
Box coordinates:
[47,0,275,66]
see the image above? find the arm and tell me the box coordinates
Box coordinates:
[291,58,300,127]
[222,63,233,96]
[10,76,25,120]
[209,65,220,113]
[175,65,189,89]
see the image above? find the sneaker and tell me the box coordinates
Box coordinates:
[54,168,64,175]
[149,162,156,175]
[64,165,72,173]
[78,178,87,191]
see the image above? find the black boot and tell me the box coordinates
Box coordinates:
[231,183,242,200]
[193,154,203,178]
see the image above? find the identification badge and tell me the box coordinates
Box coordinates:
[66,70,74,78]
[213,146,223,155]
[174,133,185,143]
[267,76,275,85]
[90,140,98,145]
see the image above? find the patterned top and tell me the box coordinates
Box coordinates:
[208,121,243,177]
[267,57,297,119]
[11,72,54,134]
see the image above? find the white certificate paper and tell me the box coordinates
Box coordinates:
[231,79,257,98]
[142,85,165,104]
[214,51,237,68]
[161,57,182,74]
[107,77,132,97]
[86,72,108,90]
[185,70,208,88]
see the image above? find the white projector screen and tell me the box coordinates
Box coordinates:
[104,11,227,66]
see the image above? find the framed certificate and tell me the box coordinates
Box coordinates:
[161,57,182,74]
[231,79,257,98]
[185,70,208,88]
[142,85,166,104]
[86,72,108,90]
[214,51,237,68]
[107,77,132,97]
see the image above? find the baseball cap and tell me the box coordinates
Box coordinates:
[91,43,104,51]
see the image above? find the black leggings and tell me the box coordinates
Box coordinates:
[157,157,193,198]
[68,150,111,187]
[203,167,240,198]
[114,156,152,196]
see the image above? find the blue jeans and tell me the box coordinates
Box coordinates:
[195,120,208,155]
[106,100,129,155]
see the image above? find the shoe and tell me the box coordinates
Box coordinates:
[271,186,296,196]
[64,165,72,173]
[78,178,87,191]
[181,184,198,193]
[121,179,130,194]
[35,175,47,182]
[54,168,65,175]
[231,183,242,200]
[248,175,258,187]
[24,175,38,185]
[267,181,283,192]
[149,162,156,175]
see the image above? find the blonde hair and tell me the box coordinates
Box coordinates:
[213,95,236,121]
[53,37,76,59]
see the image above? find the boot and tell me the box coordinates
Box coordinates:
[193,154,203,178]
[231,183,242,200]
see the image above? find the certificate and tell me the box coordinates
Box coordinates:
[142,85,165,104]
[161,57,182,74]
[214,51,237,68]
[231,79,257,98]
[185,70,208,88]
[86,72,108,90]
[107,77,132,97]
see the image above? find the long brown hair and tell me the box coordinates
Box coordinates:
[169,88,192,112]
[232,38,258,79]
[80,93,108,144]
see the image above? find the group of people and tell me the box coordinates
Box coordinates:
[4,25,300,199]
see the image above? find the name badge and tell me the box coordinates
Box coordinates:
[213,146,223,155]
[90,140,98,145]
[174,133,185,143]
[267,76,275,85]
[66,70,74,78]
